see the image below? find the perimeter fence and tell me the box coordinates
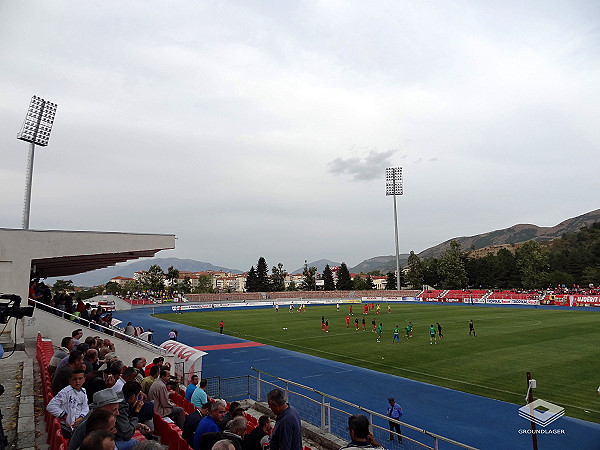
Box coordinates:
[205,369,477,450]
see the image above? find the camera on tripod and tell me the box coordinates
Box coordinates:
[0,294,35,324]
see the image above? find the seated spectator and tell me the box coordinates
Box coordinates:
[144,357,164,377]
[218,402,241,431]
[72,329,84,346]
[48,336,74,376]
[132,357,147,383]
[148,368,185,429]
[52,350,84,395]
[46,368,88,439]
[185,375,199,401]
[125,322,135,336]
[68,391,120,450]
[84,349,99,374]
[193,399,227,450]
[243,415,272,450]
[116,381,154,448]
[141,365,160,395]
[84,363,118,403]
[137,441,168,450]
[80,430,116,450]
[191,378,208,407]
[198,416,246,450]
[339,414,384,449]
[114,367,138,394]
[212,440,235,450]
[182,402,210,447]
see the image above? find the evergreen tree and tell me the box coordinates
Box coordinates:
[141,264,165,292]
[302,262,317,291]
[385,271,397,290]
[256,257,271,291]
[165,266,180,293]
[336,263,353,290]
[423,258,441,287]
[271,263,287,292]
[438,240,468,289]
[353,275,368,290]
[515,240,549,289]
[194,274,213,293]
[245,266,258,292]
[365,275,374,290]
[406,251,424,288]
[322,264,335,291]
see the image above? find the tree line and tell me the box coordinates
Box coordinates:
[244,257,400,292]
[405,222,600,290]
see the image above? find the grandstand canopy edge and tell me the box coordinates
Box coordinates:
[0,228,175,342]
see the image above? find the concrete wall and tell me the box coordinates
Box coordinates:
[24,307,174,368]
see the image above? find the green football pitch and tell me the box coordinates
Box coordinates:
[156,303,600,422]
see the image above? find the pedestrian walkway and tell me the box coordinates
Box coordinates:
[0,334,48,450]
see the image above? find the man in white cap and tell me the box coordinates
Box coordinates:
[68,388,121,450]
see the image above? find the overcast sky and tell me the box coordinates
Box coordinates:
[1,1,599,273]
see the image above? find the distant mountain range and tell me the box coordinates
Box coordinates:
[49,208,600,287]
[47,258,242,287]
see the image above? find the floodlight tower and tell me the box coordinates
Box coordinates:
[386,167,403,290]
[17,95,58,229]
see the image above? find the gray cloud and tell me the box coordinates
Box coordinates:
[328,149,397,181]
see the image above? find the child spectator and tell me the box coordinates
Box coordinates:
[46,368,89,439]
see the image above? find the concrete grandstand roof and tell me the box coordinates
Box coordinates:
[31,248,163,278]
[0,228,176,302]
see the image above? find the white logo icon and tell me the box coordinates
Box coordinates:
[518,399,564,427]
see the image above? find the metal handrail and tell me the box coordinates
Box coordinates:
[30,299,169,355]
[251,367,478,450]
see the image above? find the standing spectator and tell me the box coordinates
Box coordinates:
[386,398,402,443]
[191,378,208,408]
[185,375,199,401]
[267,388,302,450]
[148,369,185,429]
[46,368,89,438]
[243,415,272,450]
[49,337,74,376]
[80,303,91,325]
[340,414,384,449]
[193,399,227,450]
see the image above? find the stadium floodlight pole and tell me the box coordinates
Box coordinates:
[17,95,58,230]
[386,167,403,290]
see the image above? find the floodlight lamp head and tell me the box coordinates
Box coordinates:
[385,167,403,196]
[17,95,57,147]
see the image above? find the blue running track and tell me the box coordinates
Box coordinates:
[113,306,600,450]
